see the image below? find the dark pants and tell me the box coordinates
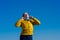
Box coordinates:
[20,35,32,40]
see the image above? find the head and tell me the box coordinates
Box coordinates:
[22,12,29,20]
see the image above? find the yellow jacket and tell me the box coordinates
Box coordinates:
[15,18,41,35]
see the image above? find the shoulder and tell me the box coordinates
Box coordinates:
[17,18,24,22]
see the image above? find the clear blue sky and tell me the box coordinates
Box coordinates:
[0,0,60,40]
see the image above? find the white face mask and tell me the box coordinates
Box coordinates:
[24,16,30,20]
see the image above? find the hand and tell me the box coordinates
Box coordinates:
[29,16,33,19]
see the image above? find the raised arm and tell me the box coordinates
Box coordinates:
[30,18,41,25]
[15,19,22,27]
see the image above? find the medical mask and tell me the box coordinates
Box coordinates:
[25,17,30,20]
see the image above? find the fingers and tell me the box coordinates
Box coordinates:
[29,16,33,19]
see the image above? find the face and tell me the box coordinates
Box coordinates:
[24,14,27,18]
[23,12,29,20]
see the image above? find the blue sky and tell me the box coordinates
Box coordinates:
[0,0,60,40]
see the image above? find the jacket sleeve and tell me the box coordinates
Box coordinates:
[15,19,22,27]
[30,18,41,25]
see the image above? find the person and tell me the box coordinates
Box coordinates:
[15,12,41,40]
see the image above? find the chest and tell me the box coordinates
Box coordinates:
[21,20,33,28]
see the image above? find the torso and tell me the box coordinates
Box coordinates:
[21,20,34,35]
